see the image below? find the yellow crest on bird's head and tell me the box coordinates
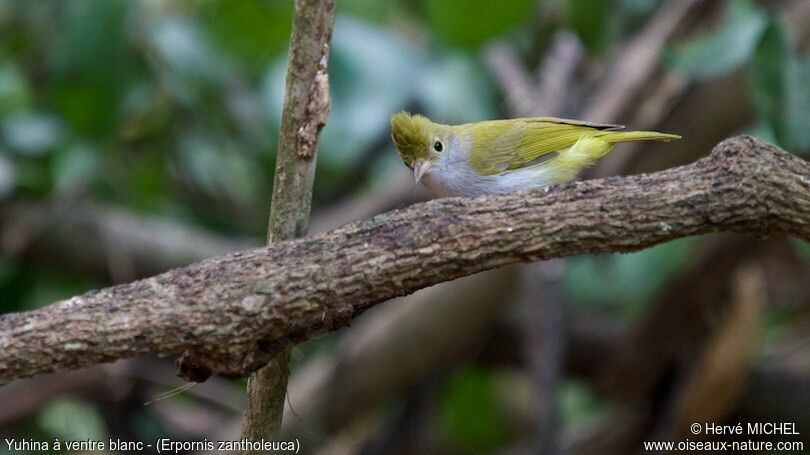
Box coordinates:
[390,111,432,168]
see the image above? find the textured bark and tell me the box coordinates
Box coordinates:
[0,136,808,385]
[265,0,334,244]
[239,0,336,450]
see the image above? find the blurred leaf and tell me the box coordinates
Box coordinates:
[0,152,15,196]
[667,0,767,80]
[568,0,613,54]
[12,159,50,194]
[744,119,777,145]
[121,151,170,210]
[415,53,497,123]
[52,142,98,193]
[564,237,696,318]
[619,0,662,15]
[792,239,810,261]
[783,55,810,152]
[53,83,117,136]
[49,0,132,135]
[50,0,129,77]
[38,398,106,441]
[0,63,31,114]
[201,0,293,74]
[176,133,262,207]
[750,20,810,153]
[440,366,508,451]
[0,259,31,313]
[1,112,64,156]
[750,21,789,145]
[338,0,399,23]
[761,303,801,346]
[151,17,213,74]
[559,380,607,432]
[130,408,168,444]
[423,0,535,48]
[21,268,95,311]
[264,17,421,171]
[119,82,171,140]
[148,17,229,104]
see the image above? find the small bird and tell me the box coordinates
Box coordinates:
[390,111,680,197]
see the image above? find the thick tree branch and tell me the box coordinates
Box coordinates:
[0,136,807,385]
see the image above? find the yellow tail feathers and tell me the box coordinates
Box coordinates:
[600,130,682,144]
[549,130,679,183]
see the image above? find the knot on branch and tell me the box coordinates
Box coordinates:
[705,135,806,179]
[711,135,769,158]
[704,135,779,174]
[177,348,267,382]
[702,135,810,240]
[176,351,213,382]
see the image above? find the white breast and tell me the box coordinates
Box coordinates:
[420,133,558,198]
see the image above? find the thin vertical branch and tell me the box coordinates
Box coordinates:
[240,0,336,451]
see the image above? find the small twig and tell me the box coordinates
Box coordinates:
[535,31,584,117]
[485,31,584,118]
[484,44,538,117]
[584,0,705,122]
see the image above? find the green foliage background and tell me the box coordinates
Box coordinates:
[0,0,807,451]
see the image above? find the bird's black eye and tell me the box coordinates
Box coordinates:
[433,140,443,152]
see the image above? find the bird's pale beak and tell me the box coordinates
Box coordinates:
[413,160,430,183]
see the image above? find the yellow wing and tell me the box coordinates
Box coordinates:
[467,118,623,176]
